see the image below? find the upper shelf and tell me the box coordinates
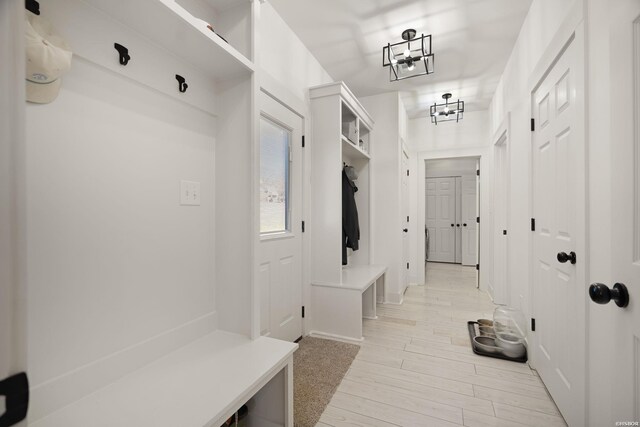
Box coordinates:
[83,0,255,80]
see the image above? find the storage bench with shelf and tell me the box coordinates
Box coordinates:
[309,82,386,342]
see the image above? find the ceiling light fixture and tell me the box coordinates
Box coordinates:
[430,93,464,125]
[383,29,434,82]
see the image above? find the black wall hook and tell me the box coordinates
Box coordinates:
[114,43,130,66]
[175,75,188,93]
[26,0,40,15]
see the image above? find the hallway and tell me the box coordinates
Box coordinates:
[318,263,566,427]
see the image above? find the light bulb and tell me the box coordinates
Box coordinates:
[407,63,415,71]
[404,48,411,58]
[391,58,398,65]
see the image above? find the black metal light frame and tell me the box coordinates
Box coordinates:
[430,93,464,125]
[383,29,434,82]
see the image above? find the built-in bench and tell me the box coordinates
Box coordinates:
[31,332,297,427]
[311,264,387,342]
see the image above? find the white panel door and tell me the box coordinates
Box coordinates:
[591,1,640,422]
[492,139,508,304]
[426,177,456,263]
[532,31,586,426]
[425,178,437,261]
[455,177,462,263]
[461,176,477,266]
[259,93,303,342]
[401,149,410,290]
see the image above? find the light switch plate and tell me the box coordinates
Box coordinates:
[180,180,201,206]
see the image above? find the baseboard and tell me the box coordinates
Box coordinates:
[30,311,218,421]
[384,290,406,305]
[308,331,365,344]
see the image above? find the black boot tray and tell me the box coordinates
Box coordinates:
[467,321,527,363]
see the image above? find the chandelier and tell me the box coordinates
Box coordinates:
[382,29,434,82]
[430,93,464,124]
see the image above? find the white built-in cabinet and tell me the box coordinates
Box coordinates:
[308,82,386,342]
[23,1,296,426]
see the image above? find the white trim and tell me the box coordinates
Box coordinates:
[308,331,365,344]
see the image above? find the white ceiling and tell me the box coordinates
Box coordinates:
[268,0,532,118]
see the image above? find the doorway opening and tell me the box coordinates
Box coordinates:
[424,157,480,288]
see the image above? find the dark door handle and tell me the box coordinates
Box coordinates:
[403,228,408,233]
[456,224,461,227]
[463,223,467,227]
[589,283,629,308]
[557,251,576,264]
[451,224,454,227]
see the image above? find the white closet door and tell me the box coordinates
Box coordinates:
[426,177,456,263]
[461,176,477,266]
[455,177,462,263]
[590,0,640,423]
[401,149,410,290]
[258,93,304,342]
[531,31,586,426]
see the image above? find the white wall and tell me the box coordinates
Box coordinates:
[407,111,491,288]
[258,2,333,103]
[361,92,409,304]
[487,0,580,343]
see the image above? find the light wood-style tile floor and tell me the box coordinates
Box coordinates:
[317,262,567,427]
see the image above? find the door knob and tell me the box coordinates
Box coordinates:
[403,228,408,233]
[456,224,461,227]
[463,223,467,227]
[557,251,576,264]
[451,224,454,227]
[589,283,629,308]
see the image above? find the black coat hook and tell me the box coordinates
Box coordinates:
[175,75,188,93]
[114,43,130,66]
[26,0,40,15]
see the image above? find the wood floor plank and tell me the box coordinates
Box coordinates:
[474,365,543,386]
[319,405,399,427]
[473,385,560,416]
[345,368,495,416]
[360,344,477,373]
[376,315,418,326]
[404,342,534,375]
[328,392,464,427]
[337,379,464,424]
[462,410,528,427]
[349,359,475,396]
[402,359,550,399]
[492,402,566,426]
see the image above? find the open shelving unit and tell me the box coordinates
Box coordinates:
[309,82,386,342]
[83,0,255,79]
[25,1,295,426]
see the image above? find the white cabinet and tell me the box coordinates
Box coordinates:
[21,1,296,425]
[308,82,386,342]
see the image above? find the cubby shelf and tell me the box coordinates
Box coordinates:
[83,0,255,80]
[341,135,371,160]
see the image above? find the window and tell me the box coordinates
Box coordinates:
[260,116,291,234]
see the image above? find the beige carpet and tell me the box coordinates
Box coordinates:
[293,337,360,427]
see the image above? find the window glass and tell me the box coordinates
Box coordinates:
[260,117,290,234]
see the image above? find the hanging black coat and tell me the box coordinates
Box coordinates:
[342,169,360,265]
